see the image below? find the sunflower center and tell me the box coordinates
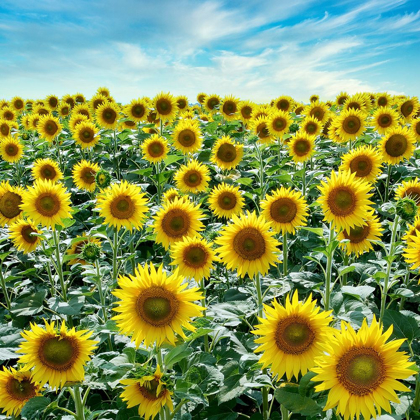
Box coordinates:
[15,100,24,109]
[343,116,361,134]
[41,164,57,180]
[217,192,237,210]
[103,109,117,123]
[178,129,196,147]
[184,170,202,187]
[80,167,96,184]
[343,224,370,243]
[110,196,135,219]
[49,97,58,107]
[379,115,391,127]
[6,144,18,156]
[136,286,179,326]
[162,209,190,237]
[328,187,356,216]
[35,193,60,216]
[208,98,219,110]
[275,315,315,354]
[156,99,172,115]
[241,106,252,118]
[125,120,136,127]
[349,156,372,177]
[183,244,208,268]
[273,117,286,131]
[294,139,311,156]
[257,123,270,139]
[60,106,69,116]
[133,105,145,117]
[278,100,289,111]
[4,111,13,120]
[1,124,9,135]
[337,347,385,396]
[80,128,94,143]
[233,227,266,260]
[93,99,104,110]
[148,141,165,158]
[21,225,39,244]
[270,198,297,223]
[45,121,58,135]
[385,134,407,157]
[40,336,79,370]
[310,107,324,121]
[178,99,187,109]
[0,191,22,219]
[223,101,236,115]
[305,122,317,134]
[338,96,347,105]
[6,378,36,401]
[378,97,387,106]
[217,143,237,162]
[138,379,164,401]
[403,187,420,203]
[347,102,360,110]
[401,101,414,117]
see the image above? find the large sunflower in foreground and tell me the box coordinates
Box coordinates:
[141,134,169,164]
[174,160,210,194]
[153,198,204,249]
[312,316,414,420]
[261,187,308,234]
[18,320,98,390]
[170,235,216,280]
[318,170,373,232]
[32,158,63,183]
[379,126,416,165]
[73,121,100,149]
[215,211,280,278]
[0,367,41,417]
[332,108,366,142]
[287,132,316,163]
[0,135,24,163]
[340,145,383,184]
[120,365,173,420]
[96,181,148,231]
[72,160,100,192]
[37,114,62,142]
[337,214,383,256]
[371,107,399,135]
[9,218,43,254]
[172,119,202,154]
[113,263,204,347]
[20,179,72,229]
[153,92,177,122]
[0,182,25,226]
[253,291,333,381]
[211,136,243,170]
[208,183,244,219]
[95,101,120,129]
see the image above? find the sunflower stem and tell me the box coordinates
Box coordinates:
[0,261,11,312]
[52,228,67,302]
[95,260,108,323]
[280,405,289,420]
[342,253,349,286]
[384,164,392,203]
[155,161,162,205]
[113,129,120,180]
[302,161,306,197]
[112,229,119,287]
[72,386,86,420]
[129,240,136,274]
[254,273,264,319]
[413,372,420,412]
[379,215,399,324]
[200,278,209,352]
[283,232,288,276]
[324,224,335,311]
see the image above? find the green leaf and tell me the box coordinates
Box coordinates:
[0,347,19,361]
[274,386,322,416]
[383,310,420,342]
[300,227,324,237]
[338,265,356,277]
[164,154,184,166]
[236,177,253,186]
[48,296,85,315]
[217,373,247,403]
[21,397,51,420]
[11,291,47,317]
[341,285,375,300]
[164,343,192,369]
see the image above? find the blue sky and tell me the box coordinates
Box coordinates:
[0,0,419,104]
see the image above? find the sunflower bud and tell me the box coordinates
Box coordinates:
[80,241,101,263]
[95,169,111,190]
[396,197,417,221]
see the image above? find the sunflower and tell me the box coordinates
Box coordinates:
[32,158,63,183]
[238,100,255,123]
[318,170,373,232]
[33,104,49,116]
[261,187,308,234]
[174,160,210,194]
[67,235,102,265]
[0,136,24,163]
[95,101,120,130]
[343,94,368,113]
[376,92,392,108]
[220,95,239,121]
[310,94,319,103]
[62,94,75,109]
[371,107,399,135]
[9,218,43,254]
[395,178,420,206]
[72,160,100,192]
[0,182,25,226]
[398,96,419,122]
[172,119,202,154]
[410,118,420,141]
[293,104,304,115]
[162,188,182,204]
[215,211,280,278]
[337,214,383,256]
[141,134,169,164]
[273,96,294,112]
[288,132,316,163]
[11,96,25,113]
[197,92,207,104]
[73,103,92,119]
[253,291,333,381]
[21,116,31,131]
[58,103,71,118]
[300,116,322,137]
[113,262,204,347]
[403,230,420,269]
[340,145,383,184]
[199,113,213,122]
[0,107,16,121]
[336,92,350,106]
[125,98,148,122]
[253,105,272,120]
[74,93,86,103]
[204,94,221,113]
[379,126,416,165]
[153,197,204,249]
[96,181,148,231]
[0,120,18,139]
[89,93,107,112]
[18,320,98,390]
[170,235,215,280]
[312,316,414,420]
[153,92,177,122]
[251,116,274,145]
[176,95,189,113]
[402,216,420,243]
[0,367,41,417]
[211,136,243,170]
[208,183,244,219]
[69,113,88,132]
[73,121,100,149]
[29,114,40,130]
[20,179,72,229]
[267,111,292,138]
[120,365,174,420]
[37,114,62,142]
[119,119,137,131]
[332,109,366,142]
[303,101,330,124]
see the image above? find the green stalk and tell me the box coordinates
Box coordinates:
[129,241,136,274]
[155,161,162,205]
[302,161,307,197]
[324,225,335,311]
[283,232,288,276]
[0,262,11,312]
[156,347,167,420]
[200,278,209,352]
[413,373,420,412]
[379,215,399,324]
[112,229,119,286]
[41,241,56,295]
[342,253,349,286]
[52,229,67,302]
[384,165,392,203]
[113,129,120,180]
[95,260,107,323]
[280,405,289,420]
[72,386,86,420]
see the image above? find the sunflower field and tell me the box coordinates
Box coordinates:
[0,90,420,420]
